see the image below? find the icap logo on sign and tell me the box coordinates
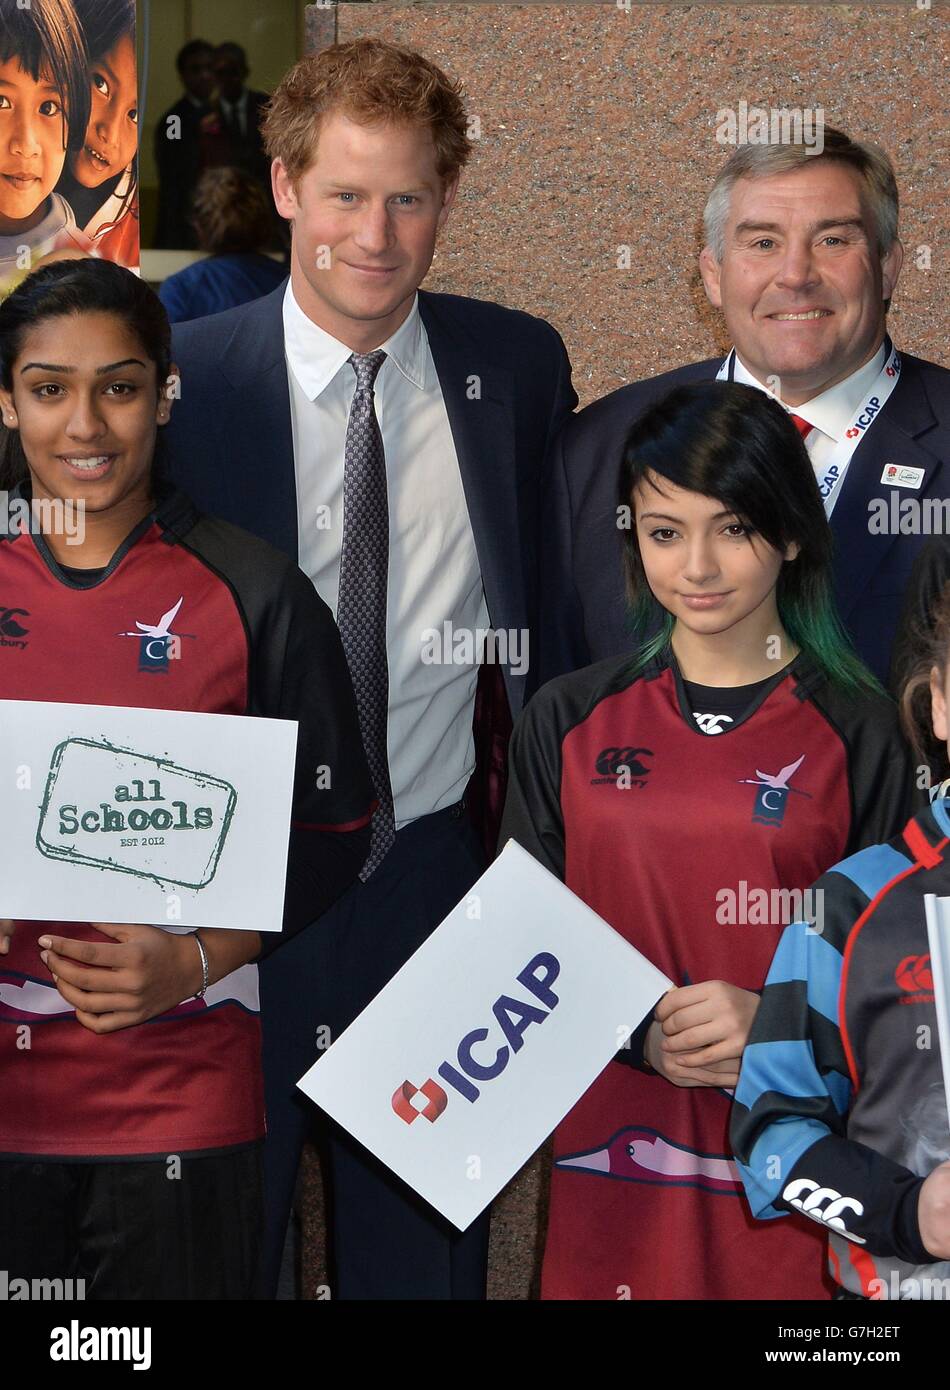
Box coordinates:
[392,952,561,1124]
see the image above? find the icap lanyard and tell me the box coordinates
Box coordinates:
[717,339,901,514]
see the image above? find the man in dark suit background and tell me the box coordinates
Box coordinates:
[153,39,215,249]
[542,126,949,688]
[202,42,271,191]
[163,37,576,1300]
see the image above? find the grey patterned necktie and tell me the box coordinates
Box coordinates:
[337,349,395,879]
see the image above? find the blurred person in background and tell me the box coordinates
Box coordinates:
[198,42,269,192]
[159,166,286,324]
[153,38,214,249]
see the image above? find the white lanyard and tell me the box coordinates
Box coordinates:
[717,341,902,513]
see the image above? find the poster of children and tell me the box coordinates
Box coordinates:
[0,0,138,297]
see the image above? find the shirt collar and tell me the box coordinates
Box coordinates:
[730,341,887,442]
[220,90,248,114]
[282,279,426,401]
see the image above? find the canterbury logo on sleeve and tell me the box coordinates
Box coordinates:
[782,1177,866,1243]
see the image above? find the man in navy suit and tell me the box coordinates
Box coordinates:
[153,40,216,250]
[163,37,576,1300]
[205,43,272,192]
[542,126,949,687]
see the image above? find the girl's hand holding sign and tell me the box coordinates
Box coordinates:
[644,981,759,1088]
[36,922,261,1033]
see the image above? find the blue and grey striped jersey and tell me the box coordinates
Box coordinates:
[732,800,950,1299]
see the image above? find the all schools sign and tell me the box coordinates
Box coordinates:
[299,841,671,1230]
[37,738,236,890]
[0,700,298,932]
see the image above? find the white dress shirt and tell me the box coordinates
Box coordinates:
[732,342,888,514]
[283,281,491,829]
[218,90,248,137]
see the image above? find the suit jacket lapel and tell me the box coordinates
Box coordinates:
[217,284,299,561]
[830,358,941,620]
[418,291,522,655]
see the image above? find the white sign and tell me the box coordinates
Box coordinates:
[0,700,299,932]
[298,839,672,1230]
[924,894,950,1122]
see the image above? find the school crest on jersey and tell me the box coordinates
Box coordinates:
[738,754,812,827]
[117,597,189,673]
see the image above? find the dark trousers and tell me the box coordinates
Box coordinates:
[0,1144,262,1300]
[258,802,491,1300]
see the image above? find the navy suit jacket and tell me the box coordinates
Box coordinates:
[540,349,950,687]
[164,279,576,715]
[163,281,577,852]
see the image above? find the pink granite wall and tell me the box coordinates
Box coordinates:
[298,1,948,1299]
[322,1,947,408]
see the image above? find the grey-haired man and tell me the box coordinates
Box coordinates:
[542,127,949,686]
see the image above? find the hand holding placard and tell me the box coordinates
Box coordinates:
[36,921,261,1033]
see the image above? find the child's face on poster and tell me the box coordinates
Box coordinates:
[70,34,138,190]
[0,57,67,227]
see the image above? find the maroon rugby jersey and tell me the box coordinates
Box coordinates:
[501,649,915,1300]
[0,487,373,1158]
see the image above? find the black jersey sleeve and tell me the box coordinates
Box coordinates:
[177,514,374,955]
[810,682,920,854]
[252,562,374,958]
[499,679,568,880]
[500,661,657,1070]
[731,864,929,1264]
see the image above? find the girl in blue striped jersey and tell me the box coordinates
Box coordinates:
[732,580,950,1299]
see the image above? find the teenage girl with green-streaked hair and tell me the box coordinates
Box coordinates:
[620,380,885,699]
[501,378,917,1300]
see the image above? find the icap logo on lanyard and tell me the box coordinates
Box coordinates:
[717,343,902,515]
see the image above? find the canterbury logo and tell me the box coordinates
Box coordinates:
[0,606,29,638]
[782,1177,866,1244]
[594,747,653,777]
[693,713,733,735]
[391,1079,448,1125]
[895,954,933,993]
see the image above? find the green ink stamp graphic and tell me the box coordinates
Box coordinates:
[36,737,237,890]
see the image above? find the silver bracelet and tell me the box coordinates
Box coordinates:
[193,933,209,999]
